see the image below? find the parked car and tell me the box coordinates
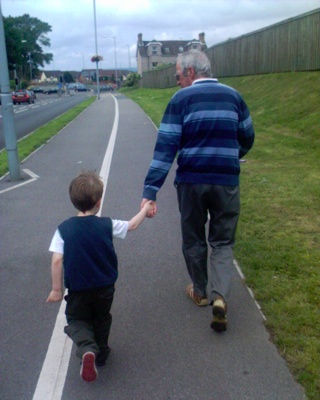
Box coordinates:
[75,85,90,92]
[43,87,58,94]
[100,85,114,92]
[30,86,44,93]
[12,90,36,105]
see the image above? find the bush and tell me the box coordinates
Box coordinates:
[123,72,141,87]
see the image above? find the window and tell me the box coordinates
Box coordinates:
[164,47,170,54]
[152,62,158,68]
[152,46,157,55]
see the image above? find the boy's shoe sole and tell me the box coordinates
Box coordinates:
[211,298,227,332]
[80,352,98,382]
[185,284,208,306]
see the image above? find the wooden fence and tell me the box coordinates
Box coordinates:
[141,8,320,88]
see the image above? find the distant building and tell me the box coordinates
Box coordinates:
[38,70,80,83]
[79,69,132,84]
[38,70,62,83]
[136,32,207,75]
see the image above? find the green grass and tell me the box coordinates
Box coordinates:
[0,96,96,177]
[121,71,320,400]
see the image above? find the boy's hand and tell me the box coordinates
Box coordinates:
[141,198,157,218]
[46,289,63,303]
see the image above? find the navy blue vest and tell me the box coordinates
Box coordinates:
[58,216,118,291]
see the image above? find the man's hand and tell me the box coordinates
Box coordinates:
[141,198,157,218]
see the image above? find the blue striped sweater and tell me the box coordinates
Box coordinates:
[143,79,255,201]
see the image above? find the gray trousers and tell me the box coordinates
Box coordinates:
[64,285,114,360]
[176,183,240,304]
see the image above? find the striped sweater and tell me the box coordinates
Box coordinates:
[143,79,255,201]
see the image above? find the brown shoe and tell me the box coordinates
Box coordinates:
[211,297,227,332]
[185,284,208,306]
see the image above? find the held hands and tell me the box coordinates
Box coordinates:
[141,198,157,218]
[46,289,63,303]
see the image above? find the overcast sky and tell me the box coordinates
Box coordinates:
[1,0,319,72]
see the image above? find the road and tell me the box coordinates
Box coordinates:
[0,93,306,400]
[0,91,93,150]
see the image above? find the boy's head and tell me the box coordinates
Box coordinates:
[69,171,103,213]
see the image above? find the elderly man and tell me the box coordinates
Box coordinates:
[141,49,254,332]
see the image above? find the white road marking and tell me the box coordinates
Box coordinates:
[97,95,119,216]
[32,94,119,400]
[233,259,266,321]
[0,169,39,194]
[0,99,61,118]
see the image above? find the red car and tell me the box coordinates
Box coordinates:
[12,90,36,105]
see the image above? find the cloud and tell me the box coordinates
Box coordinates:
[1,0,319,71]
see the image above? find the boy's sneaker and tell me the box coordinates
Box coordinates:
[185,284,208,306]
[211,298,227,332]
[80,352,98,382]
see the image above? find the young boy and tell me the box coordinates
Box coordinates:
[47,171,153,382]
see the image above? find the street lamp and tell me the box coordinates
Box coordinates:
[0,3,21,180]
[21,40,32,82]
[112,36,118,88]
[28,52,32,82]
[126,44,131,70]
[92,0,100,99]
[101,36,118,88]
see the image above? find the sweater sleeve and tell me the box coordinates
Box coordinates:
[238,98,255,158]
[143,98,182,200]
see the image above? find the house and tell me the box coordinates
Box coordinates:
[38,70,81,83]
[136,32,207,75]
[38,70,62,83]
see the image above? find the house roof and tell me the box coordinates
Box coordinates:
[41,70,64,78]
[136,33,207,58]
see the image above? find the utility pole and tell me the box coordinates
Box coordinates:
[126,45,131,70]
[28,52,32,82]
[93,0,100,99]
[0,3,21,181]
[113,36,118,88]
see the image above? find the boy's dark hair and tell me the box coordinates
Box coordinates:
[69,171,103,212]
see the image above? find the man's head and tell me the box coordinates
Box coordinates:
[175,50,212,88]
[69,171,103,213]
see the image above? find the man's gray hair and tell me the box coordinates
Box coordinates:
[177,50,212,78]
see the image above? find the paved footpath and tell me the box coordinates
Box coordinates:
[0,93,306,400]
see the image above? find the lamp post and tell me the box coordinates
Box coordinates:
[0,3,21,180]
[28,52,32,82]
[93,0,100,99]
[112,36,118,88]
[126,45,131,70]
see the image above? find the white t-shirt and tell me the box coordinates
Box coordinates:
[49,219,128,254]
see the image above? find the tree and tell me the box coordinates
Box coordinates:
[154,63,173,70]
[4,14,53,81]
[63,72,74,83]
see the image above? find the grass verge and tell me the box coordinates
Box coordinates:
[121,71,320,400]
[0,96,96,177]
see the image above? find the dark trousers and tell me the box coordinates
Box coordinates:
[176,183,240,303]
[64,285,114,361]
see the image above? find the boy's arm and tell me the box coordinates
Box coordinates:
[128,201,154,231]
[46,252,64,302]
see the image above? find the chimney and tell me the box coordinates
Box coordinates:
[199,32,205,44]
[138,33,143,46]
